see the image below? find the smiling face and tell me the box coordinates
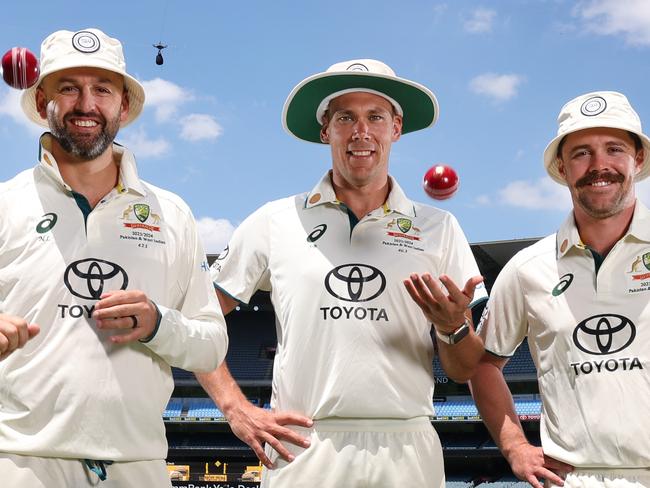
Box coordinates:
[558,127,644,220]
[320,91,402,190]
[35,67,129,161]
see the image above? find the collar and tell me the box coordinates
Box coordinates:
[37,133,147,196]
[304,171,416,218]
[556,199,650,259]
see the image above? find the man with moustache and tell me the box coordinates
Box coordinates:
[471,91,650,488]
[0,28,227,487]
[197,59,487,487]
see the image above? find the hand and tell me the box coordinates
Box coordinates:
[0,314,40,361]
[506,442,573,488]
[404,273,483,334]
[92,290,159,344]
[226,401,313,469]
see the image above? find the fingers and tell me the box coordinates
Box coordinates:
[275,412,315,429]
[108,326,148,345]
[249,438,273,469]
[544,455,574,473]
[94,290,144,310]
[462,275,484,298]
[404,273,442,306]
[92,290,157,343]
[524,473,545,488]
[537,467,566,487]
[403,278,428,312]
[229,405,313,469]
[262,433,295,466]
[0,316,39,361]
[405,273,471,332]
[271,425,311,450]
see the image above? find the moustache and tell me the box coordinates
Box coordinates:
[576,171,624,188]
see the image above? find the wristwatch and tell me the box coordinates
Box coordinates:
[435,319,470,345]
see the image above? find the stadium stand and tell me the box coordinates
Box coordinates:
[164,241,541,486]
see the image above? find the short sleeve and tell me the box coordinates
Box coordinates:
[210,203,272,305]
[478,255,528,357]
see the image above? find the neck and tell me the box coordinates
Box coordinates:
[330,173,390,219]
[51,139,119,209]
[574,201,636,256]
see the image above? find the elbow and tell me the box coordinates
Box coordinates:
[194,326,229,373]
[446,365,478,385]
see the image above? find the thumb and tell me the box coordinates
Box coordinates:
[27,323,40,338]
[463,275,484,297]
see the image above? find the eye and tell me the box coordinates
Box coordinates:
[337,114,353,122]
[571,149,590,159]
[369,114,384,121]
[59,85,78,94]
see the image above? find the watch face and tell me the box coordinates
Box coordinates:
[450,321,470,344]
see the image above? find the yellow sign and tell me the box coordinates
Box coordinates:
[166,464,190,481]
[203,474,228,481]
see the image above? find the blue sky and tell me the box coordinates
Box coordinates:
[2,0,650,253]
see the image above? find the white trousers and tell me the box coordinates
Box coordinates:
[261,416,444,488]
[0,452,172,487]
[549,469,650,488]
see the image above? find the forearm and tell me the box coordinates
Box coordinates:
[469,360,529,459]
[195,361,248,417]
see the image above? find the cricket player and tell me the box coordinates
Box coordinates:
[198,59,488,487]
[0,28,228,486]
[471,91,650,488]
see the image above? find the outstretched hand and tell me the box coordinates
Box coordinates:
[404,273,483,333]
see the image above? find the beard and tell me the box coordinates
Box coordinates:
[573,170,631,219]
[48,107,121,161]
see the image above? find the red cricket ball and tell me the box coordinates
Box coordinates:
[1,47,40,90]
[423,164,459,200]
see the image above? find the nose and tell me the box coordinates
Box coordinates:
[352,119,370,140]
[74,86,96,113]
[589,149,611,172]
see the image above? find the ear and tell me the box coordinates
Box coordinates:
[320,124,329,144]
[392,114,403,142]
[557,158,566,178]
[35,87,48,120]
[634,148,645,176]
[119,91,130,124]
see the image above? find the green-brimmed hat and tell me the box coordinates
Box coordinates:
[282,59,439,144]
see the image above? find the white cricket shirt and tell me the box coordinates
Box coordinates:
[481,200,650,467]
[212,172,487,420]
[0,135,228,461]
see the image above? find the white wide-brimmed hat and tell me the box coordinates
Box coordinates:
[282,59,439,144]
[543,91,650,185]
[21,28,145,128]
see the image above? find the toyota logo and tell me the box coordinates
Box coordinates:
[324,263,386,302]
[64,258,129,300]
[573,314,635,355]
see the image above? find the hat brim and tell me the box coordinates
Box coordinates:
[543,122,650,185]
[20,61,145,129]
[282,71,438,143]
